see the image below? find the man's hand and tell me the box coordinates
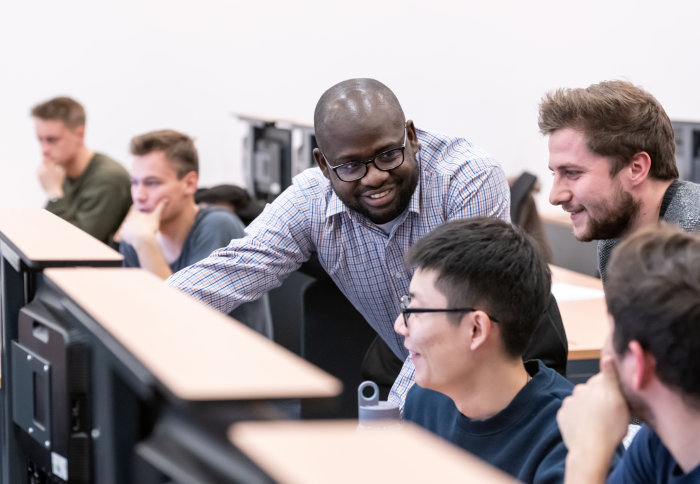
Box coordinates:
[115,199,166,247]
[557,358,630,484]
[37,159,66,199]
[115,200,173,280]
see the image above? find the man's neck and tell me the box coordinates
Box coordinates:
[448,358,530,420]
[64,146,94,178]
[623,178,675,238]
[649,388,700,474]
[157,202,199,263]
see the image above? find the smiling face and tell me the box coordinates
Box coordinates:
[34,118,84,167]
[548,127,639,241]
[314,101,420,225]
[130,150,197,224]
[394,268,472,394]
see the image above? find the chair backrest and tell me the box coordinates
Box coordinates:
[267,255,378,418]
[509,171,538,223]
[509,172,553,263]
[301,278,377,418]
[524,293,568,376]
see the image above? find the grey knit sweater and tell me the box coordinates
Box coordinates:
[598,179,700,282]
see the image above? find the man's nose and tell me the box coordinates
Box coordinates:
[394,313,407,336]
[361,162,390,187]
[132,183,147,201]
[549,177,571,206]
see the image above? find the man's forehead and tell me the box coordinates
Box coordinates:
[316,89,403,146]
[547,127,611,168]
[320,99,400,130]
[324,131,405,165]
[132,151,177,173]
[35,118,69,133]
[410,267,441,294]
[549,127,585,148]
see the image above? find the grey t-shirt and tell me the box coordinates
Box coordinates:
[120,207,273,338]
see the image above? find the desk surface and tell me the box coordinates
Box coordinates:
[230,420,519,484]
[0,208,122,267]
[43,267,342,401]
[0,209,122,388]
[550,265,608,360]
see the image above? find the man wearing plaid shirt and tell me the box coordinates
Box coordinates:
[167,78,511,405]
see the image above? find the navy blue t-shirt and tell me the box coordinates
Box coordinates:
[608,424,700,483]
[404,360,573,484]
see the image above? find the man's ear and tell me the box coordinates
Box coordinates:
[468,311,493,351]
[627,340,656,390]
[625,152,652,188]
[313,147,331,180]
[73,124,86,142]
[183,171,199,194]
[405,120,421,153]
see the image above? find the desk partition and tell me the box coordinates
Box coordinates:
[1,208,343,483]
[0,208,123,484]
[5,265,342,483]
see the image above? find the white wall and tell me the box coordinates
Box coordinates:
[2,0,699,212]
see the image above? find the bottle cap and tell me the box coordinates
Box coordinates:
[357,381,400,421]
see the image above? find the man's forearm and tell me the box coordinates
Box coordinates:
[564,448,611,484]
[133,237,173,280]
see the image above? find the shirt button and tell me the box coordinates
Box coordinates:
[395,271,402,279]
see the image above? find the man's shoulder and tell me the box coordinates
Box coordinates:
[416,128,498,175]
[668,180,700,231]
[535,361,574,392]
[677,179,700,192]
[608,424,676,483]
[291,166,329,191]
[275,167,333,212]
[625,425,700,481]
[195,207,245,235]
[526,361,574,409]
[88,153,130,180]
[404,384,456,422]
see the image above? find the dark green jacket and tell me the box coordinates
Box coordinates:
[45,153,131,244]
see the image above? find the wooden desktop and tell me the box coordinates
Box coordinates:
[0,208,122,268]
[550,264,608,361]
[230,420,519,484]
[43,267,342,401]
[0,208,123,388]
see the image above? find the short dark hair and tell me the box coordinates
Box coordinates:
[31,96,86,129]
[538,80,678,180]
[606,223,700,407]
[130,129,198,178]
[406,217,551,358]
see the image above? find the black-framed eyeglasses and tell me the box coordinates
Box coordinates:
[399,294,500,327]
[321,127,407,182]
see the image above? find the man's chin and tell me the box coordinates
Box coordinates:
[350,208,385,224]
[571,215,594,242]
[573,226,595,243]
[368,211,402,225]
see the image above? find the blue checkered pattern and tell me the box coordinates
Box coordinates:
[167,128,510,403]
